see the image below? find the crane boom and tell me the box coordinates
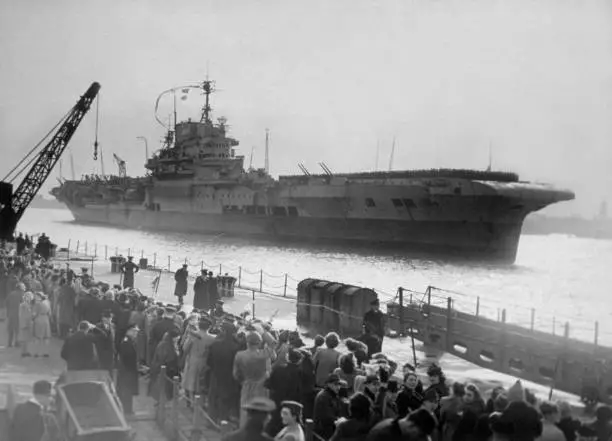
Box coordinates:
[0,82,101,239]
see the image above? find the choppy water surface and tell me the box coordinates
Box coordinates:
[20,208,612,343]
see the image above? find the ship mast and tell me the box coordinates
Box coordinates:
[388,136,396,171]
[201,80,213,124]
[265,129,270,174]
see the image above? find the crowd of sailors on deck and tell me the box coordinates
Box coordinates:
[1,239,612,441]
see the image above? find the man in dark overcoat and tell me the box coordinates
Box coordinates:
[207,321,241,423]
[363,298,385,353]
[120,256,139,289]
[92,310,115,373]
[117,324,140,416]
[60,321,98,370]
[10,380,55,441]
[149,307,178,355]
[193,269,209,310]
[174,264,189,305]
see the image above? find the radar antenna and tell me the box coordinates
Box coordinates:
[298,163,311,176]
[319,162,333,176]
[388,136,396,172]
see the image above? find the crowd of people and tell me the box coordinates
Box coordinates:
[2,236,612,441]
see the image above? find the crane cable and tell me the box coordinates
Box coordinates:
[2,108,73,184]
[93,95,100,160]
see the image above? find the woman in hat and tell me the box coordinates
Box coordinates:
[233,331,274,426]
[32,291,52,357]
[275,401,305,441]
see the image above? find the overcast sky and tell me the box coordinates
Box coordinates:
[1,0,610,216]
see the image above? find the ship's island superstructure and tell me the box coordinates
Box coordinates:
[51,80,574,263]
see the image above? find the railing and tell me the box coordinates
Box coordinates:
[56,239,398,302]
[154,366,224,441]
[390,285,612,347]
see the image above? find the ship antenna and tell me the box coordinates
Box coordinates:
[375,139,380,171]
[264,129,270,174]
[173,89,178,131]
[388,136,396,171]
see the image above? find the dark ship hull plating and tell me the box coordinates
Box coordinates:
[53,170,574,263]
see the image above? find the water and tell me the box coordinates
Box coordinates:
[21,208,612,344]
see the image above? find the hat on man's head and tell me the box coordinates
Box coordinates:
[101,309,112,318]
[407,408,437,435]
[33,380,52,396]
[326,374,342,385]
[370,299,380,306]
[242,397,276,413]
[182,264,188,268]
[286,348,303,365]
[215,299,224,305]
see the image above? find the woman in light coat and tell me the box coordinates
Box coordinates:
[32,292,52,357]
[18,292,34,357]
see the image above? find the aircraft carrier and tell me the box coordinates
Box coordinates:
[51,80,575,263]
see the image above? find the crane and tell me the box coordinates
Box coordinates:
[0,82,101,240]
[113,153,127,178]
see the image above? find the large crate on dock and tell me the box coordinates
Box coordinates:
[55,370,130,440]
[109,256,126,273]
[296,279,378,336]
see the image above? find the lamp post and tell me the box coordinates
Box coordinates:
[137,136,149,161]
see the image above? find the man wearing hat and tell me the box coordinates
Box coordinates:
[363,298,385,353]
[193,269,210,310]
[207,319,241,424]
[265,348,304,436]
[174,264,189,306]
[211,299,225,319]
[120,256,139,289]
[91,309,115,373]
[10,379,57,441]
[367,408,437,441]
[222,397,276,441]
[117,323,141,416]
[313,373,344,439]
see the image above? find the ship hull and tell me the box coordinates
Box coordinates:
[64,203,524,262]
